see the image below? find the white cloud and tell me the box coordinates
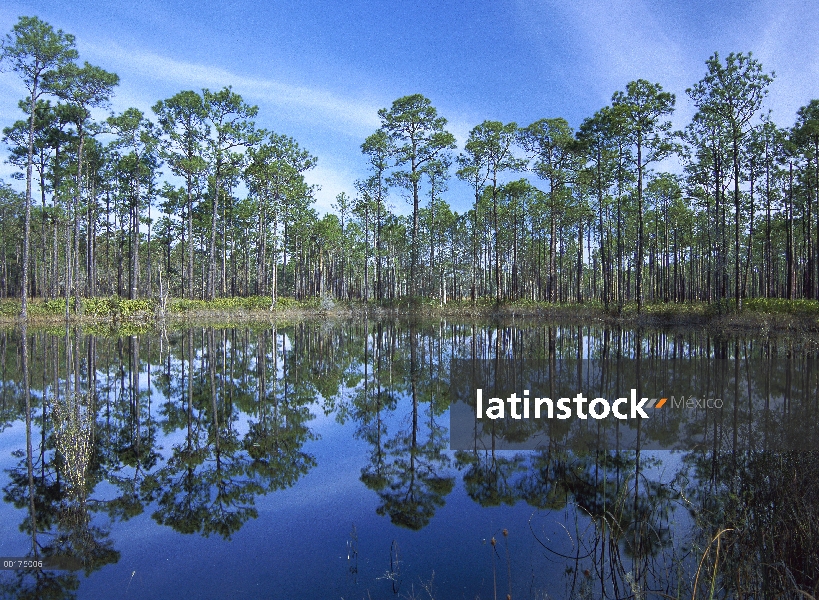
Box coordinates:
[82,41,382,138]
[80,42,393,216]
[305,162,357,214]
[445,116,474,152]
[0,160,20,183]
[748,0,819,125]
[517,0,819,132]
[515,0,690,100]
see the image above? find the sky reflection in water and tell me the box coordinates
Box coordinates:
[0,321,811,599]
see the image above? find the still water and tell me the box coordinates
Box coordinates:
[0,320,816,599]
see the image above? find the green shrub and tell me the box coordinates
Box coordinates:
[272,297,301,309]
[79,296,155,318]
[0,299,19,316]
[745,298,819,315]
[169,296,288,312]
[82,296,115,317]
[30,299,68,316]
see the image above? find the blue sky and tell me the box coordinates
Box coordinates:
[1,0,818,214]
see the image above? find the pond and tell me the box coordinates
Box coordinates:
[0,320,816,599]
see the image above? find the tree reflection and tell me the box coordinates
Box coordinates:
[0,322,816,598]
[454,449,525,507]
[145,329,256,538]
[366,324,454,530]
[661,341,819,597]
[244,328,316,492]
[50,389,119,574]
[2,330,119,599]
[143,327,317,539]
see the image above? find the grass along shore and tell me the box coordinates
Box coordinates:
[2,295,819,333]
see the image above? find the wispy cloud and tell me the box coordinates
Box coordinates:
[517,0,819,129]
[749,0,819,124]
[80,41,390,210]
[554,0,689,95]
[83,41,382,137]
[515,0,695,129]
[305,161,358,214]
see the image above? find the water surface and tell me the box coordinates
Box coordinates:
[0,320,815,599]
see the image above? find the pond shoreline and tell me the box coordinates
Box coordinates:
[2,298,819,334]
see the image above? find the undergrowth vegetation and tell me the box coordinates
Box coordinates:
[2,296,819,325]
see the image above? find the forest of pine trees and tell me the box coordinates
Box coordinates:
[3,16,819,315]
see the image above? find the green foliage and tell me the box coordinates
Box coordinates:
[33,299,69,315]
[1,16,78,95]
[0,295,339,320]
[298,297,321,309]
[744,298,819,316]
[272,297,305,310]
[3,296,819,326]
[170,296,267,312]
[83,296,156,317]
[0,298,68,316]
[167,295,325,312]
[474,295,498,308]
[80,296,111,316]
[0,299,20,316]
